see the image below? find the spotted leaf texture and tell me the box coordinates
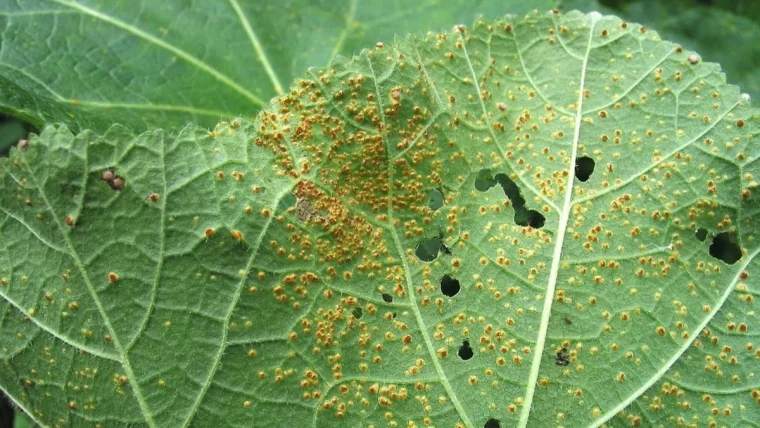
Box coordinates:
[2,10,760,428]
[0,0,552,133]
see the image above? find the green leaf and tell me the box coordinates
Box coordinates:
[2,10,759,428]
[0,0,553,133]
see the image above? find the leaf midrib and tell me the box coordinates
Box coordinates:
[516,13,600,428]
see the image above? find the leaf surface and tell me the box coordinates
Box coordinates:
[1,10,759,428]
[0,0,552,132]
[561,0,760,101]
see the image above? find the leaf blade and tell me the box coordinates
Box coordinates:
[1,10,759,428]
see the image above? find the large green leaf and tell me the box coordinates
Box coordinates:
[2,10,759,428]
[0,0,553,133]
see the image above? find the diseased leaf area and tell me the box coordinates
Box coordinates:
[1,10,760,428]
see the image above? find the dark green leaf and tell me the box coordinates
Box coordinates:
[0,0,552,133]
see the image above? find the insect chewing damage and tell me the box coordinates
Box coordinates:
[474,168,546,229]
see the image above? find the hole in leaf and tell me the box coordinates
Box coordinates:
[351,307,363,319]
[484,419,501,428]
[279,193,297,212]
[527,210,546,228]
[494,173,524,205]
[415,235,441,262]
[696,228,708,242]
[382,293,393,303]
[440,275,460,297]
[439,236,452,255]
[458,340,474,360]
[709,232,742,264]
[474,169,498,191]
[475,170,544,229]
[428,188,444,211]
[575,156,595,182]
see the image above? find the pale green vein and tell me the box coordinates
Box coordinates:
[575,98,744,205]
[518,13,599,428]
[0,290,120,361]
[228,0,284,95]
[0,62,231,117]
[506,27,574,117]
[0,207,68,254]
[125,133,167,351]
[458,31,562,214]
[0,9,78,17]
[368,51,474,427]
[19,138,158,427]
[0,384,45,427]
[327,0,359,66]
[50,0,266,107]
[589,246,760,428]
[68,100,232,117]
[180,184,294,428]
[0,62,66,100]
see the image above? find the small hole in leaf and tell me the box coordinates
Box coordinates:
[484,419,501,428]
[575,156,595,182]
[494,173,523,204]
[415,236,441,262]
[428,188,444,211]
[439,236,452,255]
[475,169,497,191]
[279,193,297,212]
[527,210,545,228]
[696,228,708,242]
[709,232,742,264]
[382,293,393,303]
[440,275,460,297]
[351,307,363,319]
[514,209,546,229]
[458,340,474,360]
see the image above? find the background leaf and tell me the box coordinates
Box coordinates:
[2,11,759,427]
[0,0,552,133]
